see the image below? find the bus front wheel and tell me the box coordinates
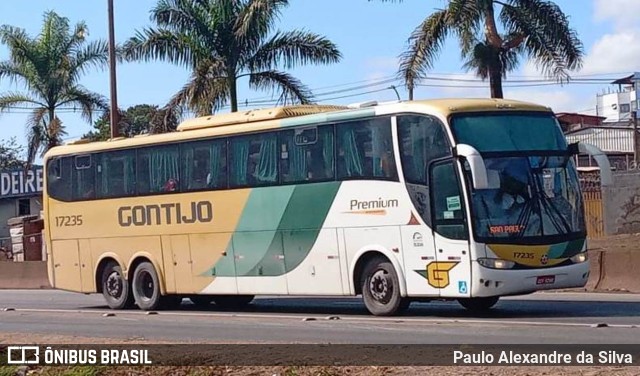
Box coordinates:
[101,262,134,310]
[131,261,165,311]
[457,296,500,312]
[361,257,407,316]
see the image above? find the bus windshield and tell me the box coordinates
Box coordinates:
[451,113,585,242]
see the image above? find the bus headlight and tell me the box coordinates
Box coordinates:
[477,258,515,269]
[570,252,588,264]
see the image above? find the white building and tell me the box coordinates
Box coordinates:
[596,72,640,123]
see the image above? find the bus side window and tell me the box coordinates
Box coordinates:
[230,133,278,188]
[336,117,397,181]
[279,125,334,184]
[47,157,72,202]
[97,150,137,198]
[72,154,95,200]
[182,139,227,191]
[137,145,179,194]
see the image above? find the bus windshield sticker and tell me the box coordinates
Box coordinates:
[443,211,454,219]
[446,196,461,211]
[488,224,525,235]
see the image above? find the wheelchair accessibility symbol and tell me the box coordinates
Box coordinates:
[458,281,468,294]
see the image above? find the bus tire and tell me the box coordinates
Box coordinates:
[458,296,499,312]
[101,262,134,310]
[131,261,163,311]
[212,295,254,309]
[361,257,406,316]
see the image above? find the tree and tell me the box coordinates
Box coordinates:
[376,0,583,99]
[123,0,342,114]
[0,137,25,169]
[83,104,179,141]
[0,11,109,164]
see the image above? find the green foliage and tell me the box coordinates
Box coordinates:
[375,0,584,98]
[0,11,109,164]
[83,104,178,142]
[0,366,17,376]
[123,0,342,114]
[0,137,25,169]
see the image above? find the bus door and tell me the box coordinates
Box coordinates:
[429,159,471,298]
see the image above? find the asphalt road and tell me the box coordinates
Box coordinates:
[1,290,639,344]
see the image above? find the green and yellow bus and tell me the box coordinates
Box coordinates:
[43,99,611,316]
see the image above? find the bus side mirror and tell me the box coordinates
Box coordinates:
[454,144,499,190]
[576,142,613,187]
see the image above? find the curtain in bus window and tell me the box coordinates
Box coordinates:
[255,136,277,183]
[99,157,109,196]
[74,168,94,200]
[322,129,333,177]
[183,147,194,189]
[124,157,136,195]
[231,139,250,186]
[341,128,363,177]
[208,142,223,188]
[289,137,307,181]
[149,148,179,192]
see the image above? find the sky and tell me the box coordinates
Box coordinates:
[1,0,639,150]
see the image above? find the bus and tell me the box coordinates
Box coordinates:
[43,98,612,316]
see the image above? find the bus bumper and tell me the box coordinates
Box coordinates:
[470,260,590,297]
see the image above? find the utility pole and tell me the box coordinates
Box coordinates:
[633,73,640,163]
[634,107,639,164]
[108,0,119,139]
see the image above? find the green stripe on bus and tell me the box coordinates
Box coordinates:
[243,182,341,276]
[209,182,341,277]
[549,238,586,259]
[207,186,295,277]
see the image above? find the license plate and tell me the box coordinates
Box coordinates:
[536,275,555,285]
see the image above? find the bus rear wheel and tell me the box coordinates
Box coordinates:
[458,296,500,312]
[101,262,134,310]
[131,261,166,311]
[212,295,254,309]
[361,257,407,316]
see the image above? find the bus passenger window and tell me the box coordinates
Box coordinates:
[182,139,227,191]
[137,145,179,194]
[46,157,72,201]
[398,115,451,185]
[97,150,137,198]
[230,133,277,188]
[280,125,334,184]
[336,117,396,181]
[73,155,95,200]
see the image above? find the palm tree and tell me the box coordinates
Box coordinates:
[123,0,342,114]
[0,11,109,164]
[377,0,583,99]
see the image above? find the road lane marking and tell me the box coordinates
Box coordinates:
[4,308,639,329]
